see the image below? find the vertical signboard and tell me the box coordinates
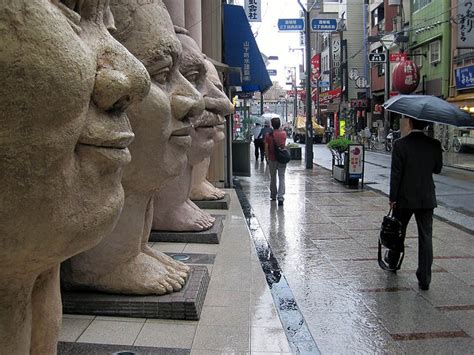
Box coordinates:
[348,145,364,179]
[332,33,341,88]
[245,0,261,22]
[458,0,474,48]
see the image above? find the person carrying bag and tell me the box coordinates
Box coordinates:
[264,117,288,206]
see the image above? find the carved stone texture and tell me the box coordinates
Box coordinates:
[0,1,150,354]
[190,60,234,201]
[62,0,204,296]
[152,30,232,233]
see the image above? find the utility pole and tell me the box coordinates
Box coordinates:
[297,0,314,169]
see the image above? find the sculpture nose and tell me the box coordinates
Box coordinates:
[171,72,205,122]
[92,42,151,113]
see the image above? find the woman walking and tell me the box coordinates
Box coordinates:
[264,117,287,206]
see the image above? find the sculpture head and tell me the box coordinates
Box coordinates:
[176,30,234,166]
[0,0,150,275]
[204,59,234,143]
[110,0,204,191]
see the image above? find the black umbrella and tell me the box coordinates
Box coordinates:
[383,95,474,128]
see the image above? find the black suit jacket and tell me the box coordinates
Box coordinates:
[390,131,443,209]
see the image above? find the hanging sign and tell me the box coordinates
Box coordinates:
[392,60,420,94]
[458,0,474,48]
[244,0,261,22]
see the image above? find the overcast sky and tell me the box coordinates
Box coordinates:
[233,0,304,89]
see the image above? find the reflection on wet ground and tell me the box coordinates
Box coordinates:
[238,155,474,353]
[234,179,320,354]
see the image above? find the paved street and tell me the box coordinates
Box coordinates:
[310,144,474,233]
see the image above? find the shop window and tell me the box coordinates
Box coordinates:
[372,5,385,27]
[429,40,440,65]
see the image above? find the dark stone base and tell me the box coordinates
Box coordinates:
[62,266,209,320]
[58,342,190,355]
[192,192,230,210]
[149,215,224,244]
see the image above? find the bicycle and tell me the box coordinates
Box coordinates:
[369,134,386,150]
[435,124,451,152]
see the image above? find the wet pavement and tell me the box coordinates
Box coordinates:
[237,148,474,353]
[311,144,474,233]
[59,145,473,354]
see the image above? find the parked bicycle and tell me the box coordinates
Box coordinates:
[369,133,386,150]
[385,129,401,152]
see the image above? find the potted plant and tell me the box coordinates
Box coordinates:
[286,142,302,160]
[327,138,351,182]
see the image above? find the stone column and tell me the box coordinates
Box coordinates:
[185,0,202,49]
[163,0,185,27]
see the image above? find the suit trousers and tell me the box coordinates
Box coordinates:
[387,208,434,286]
[268,160,286,201]
[254,139,264,160]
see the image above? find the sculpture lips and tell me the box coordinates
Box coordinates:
[170,124,192,148]
[171,125,192,137]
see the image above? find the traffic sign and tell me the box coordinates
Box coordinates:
[278,18,305,31]
[311,18,337,32]
[368,53,386,63]
[267,69,277,76]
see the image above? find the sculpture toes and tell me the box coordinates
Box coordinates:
[166,275,184,291]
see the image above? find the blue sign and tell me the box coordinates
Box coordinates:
[311,18,337,32]
[319,81,330,87]
[267,69,277,76]
[278,18,305,31]
[455,65,474,90]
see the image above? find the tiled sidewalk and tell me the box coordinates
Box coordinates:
[239,156,474,353]
[59,153,474,354]
[59,190,291,354]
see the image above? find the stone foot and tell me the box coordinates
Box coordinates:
[153,202,213,231]
[143,244,190,277]
[63,252,187,295]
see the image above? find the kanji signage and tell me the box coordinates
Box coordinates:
[455,65,474,90]
[244,0,261,22]
[351,99,368,108]
[311,54,320,84]
[311,18,337,32]
[457,0,474,48]
[392,60,420,94]
[278,18,305,31]
[389,52,408,62]
[368,53,386,63]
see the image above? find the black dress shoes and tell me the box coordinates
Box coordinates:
[418,282,429,291]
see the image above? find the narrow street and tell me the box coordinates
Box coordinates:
[308,144,474,233]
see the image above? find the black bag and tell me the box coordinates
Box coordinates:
[271,132,290,164]
[378,208,404,271]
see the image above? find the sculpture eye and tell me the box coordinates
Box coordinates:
[152,68,170,85]
[184,71,200,85]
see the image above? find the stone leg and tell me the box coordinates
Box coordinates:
[31,265,61,355]
[190,158,225,201]
[64,195,189,295]
[0,276,34,355]
[142,197,190,277]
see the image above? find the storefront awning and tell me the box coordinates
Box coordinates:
[223,4,272,93]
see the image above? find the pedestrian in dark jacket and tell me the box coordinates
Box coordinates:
[387,117,443,290]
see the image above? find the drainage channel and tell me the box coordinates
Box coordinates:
[233,178,320,354]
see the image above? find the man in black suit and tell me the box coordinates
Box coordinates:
[387,117,443,290]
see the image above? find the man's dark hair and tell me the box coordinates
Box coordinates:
[271,117,281,129]
[411,118,429,130]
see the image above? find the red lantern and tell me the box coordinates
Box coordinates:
[392,59,420,94]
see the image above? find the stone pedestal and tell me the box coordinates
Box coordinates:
[62,266,209,320]
[150,215,224,244]
[192,193,230,210]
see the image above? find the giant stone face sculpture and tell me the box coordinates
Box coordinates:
[152,30,233,232]
[190,59,234,201]
[0,1,150,353]
[62,0,205,295]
